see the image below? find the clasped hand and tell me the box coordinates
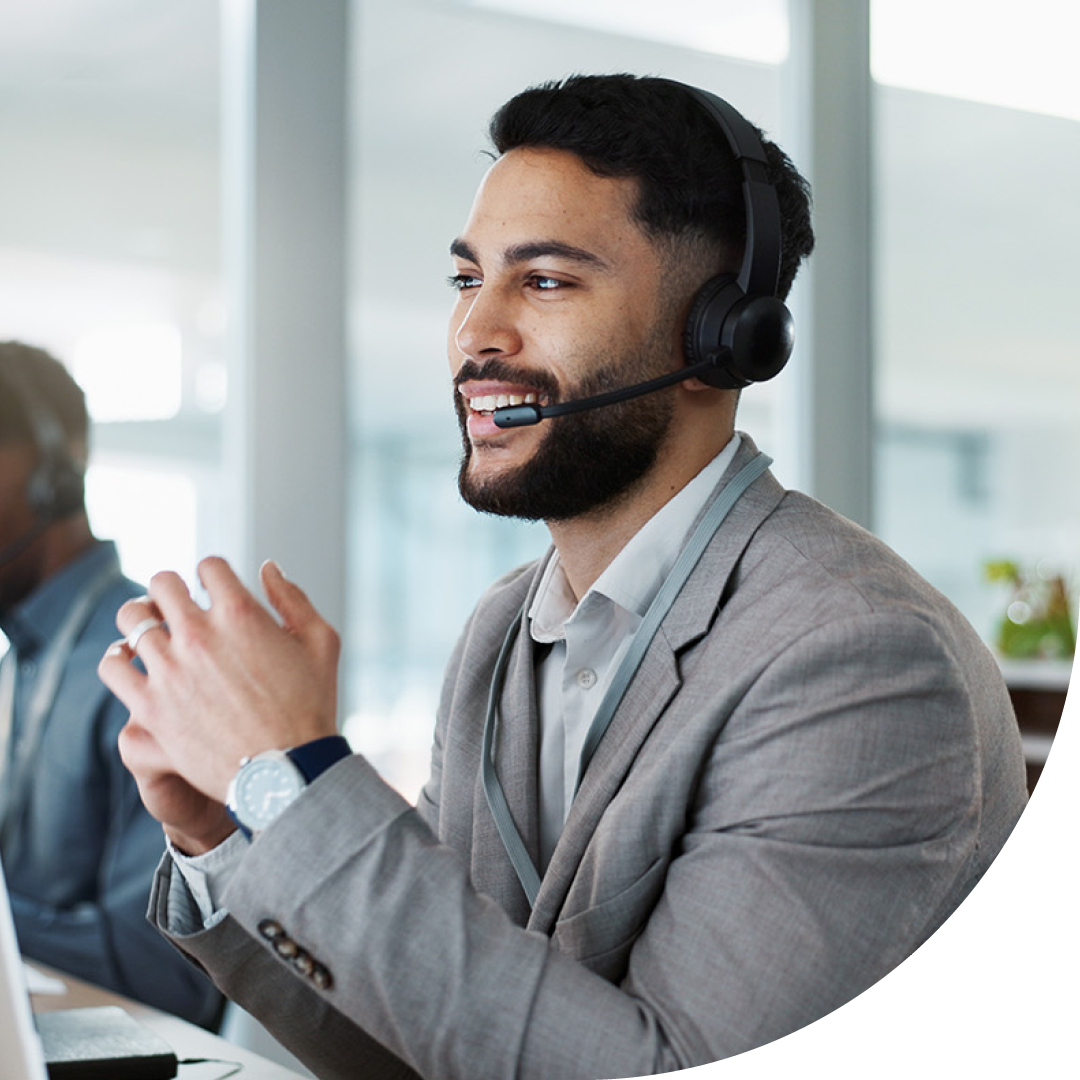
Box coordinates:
[98,557,340,853]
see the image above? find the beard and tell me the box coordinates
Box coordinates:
[454,330,677,523]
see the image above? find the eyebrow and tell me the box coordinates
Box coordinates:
[449,238,611,272]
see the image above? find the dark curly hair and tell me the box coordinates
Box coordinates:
[489,74,814,300]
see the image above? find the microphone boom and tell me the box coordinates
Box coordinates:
[492,358,717,429]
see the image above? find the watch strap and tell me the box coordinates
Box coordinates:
[286,735,352,783]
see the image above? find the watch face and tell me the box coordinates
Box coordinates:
[234,755,305,831]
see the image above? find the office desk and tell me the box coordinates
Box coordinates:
[29,962,307,1080]
[998,657,1071,792]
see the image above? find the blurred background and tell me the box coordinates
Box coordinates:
[0,0,1075,807]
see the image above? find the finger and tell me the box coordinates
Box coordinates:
[196,556,271,629]
[147,569,203,627]
[115,594,162,635]
[117,716,170,775]
[115,597,170,666]
[98,640,150,705]
[196,555,248,601]
[260,560,317,634]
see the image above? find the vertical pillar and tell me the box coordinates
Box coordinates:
[777,0,874,528]
[221,0,349,626]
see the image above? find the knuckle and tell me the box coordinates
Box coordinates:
[116,597,145,625]
[216,591,259,626]
[116,722,136,764]
[313,622,341,660]
[168,616,210,658]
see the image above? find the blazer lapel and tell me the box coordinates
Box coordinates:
[528,438,786,933]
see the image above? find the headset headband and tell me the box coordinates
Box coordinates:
[666,81,784,301]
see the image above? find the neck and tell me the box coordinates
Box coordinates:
[0,514,96,617]
[548,417,734,600]
[40,514,96,578]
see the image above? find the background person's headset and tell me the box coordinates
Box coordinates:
[0,362,85,567]
[492,80,795,429]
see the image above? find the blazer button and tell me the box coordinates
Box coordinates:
[312,963,333,990]
[274,937,300,959]
[295,951,315,977]
[258,919,286,941]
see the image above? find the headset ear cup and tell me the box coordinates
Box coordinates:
[724,295,795,384]
[50,464,86,520]
[26,456,85,522]
[683,274,744,388]
[683,274,794,388]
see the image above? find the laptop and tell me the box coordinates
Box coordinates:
[0,855,177,1079]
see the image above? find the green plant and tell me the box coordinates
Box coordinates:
[984,559,1076,660]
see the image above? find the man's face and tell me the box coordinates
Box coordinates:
[448,147,683,521]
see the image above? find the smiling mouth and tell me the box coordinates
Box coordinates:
[466,391,541,414]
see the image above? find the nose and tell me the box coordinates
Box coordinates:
[451,283,522,363]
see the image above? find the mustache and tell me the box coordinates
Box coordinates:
[453,358,560,401]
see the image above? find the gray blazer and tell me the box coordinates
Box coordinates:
[151,437,1028,1078]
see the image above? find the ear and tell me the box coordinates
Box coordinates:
[677,382,740,424]
[682,376,718,393]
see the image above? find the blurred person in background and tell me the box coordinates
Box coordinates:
[0,340,221,1028]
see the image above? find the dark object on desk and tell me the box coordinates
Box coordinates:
[999,658,1070,793]
[35,1005,177,1079]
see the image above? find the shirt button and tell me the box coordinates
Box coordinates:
[576,668,597,690]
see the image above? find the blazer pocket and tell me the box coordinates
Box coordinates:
[553,856,667,974]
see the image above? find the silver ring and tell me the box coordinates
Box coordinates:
[126,617,166,654]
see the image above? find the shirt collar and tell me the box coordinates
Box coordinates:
[529,435,741,643]
[0,541,121,656]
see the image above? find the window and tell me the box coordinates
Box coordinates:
[0,1,224,590]
[871,0,1079,651]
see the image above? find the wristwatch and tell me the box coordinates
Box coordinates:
[226,735,352,840]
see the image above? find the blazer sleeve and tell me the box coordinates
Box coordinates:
[148,858,421,1079]
[149,609,1010,1079]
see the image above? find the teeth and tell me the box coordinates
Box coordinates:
[468,391,539,412]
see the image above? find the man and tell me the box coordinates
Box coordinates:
[0,341,222,1028]
[99,76,1027,1077]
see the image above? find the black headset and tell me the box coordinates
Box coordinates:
[672,82,795,389]
[1,361,85,525]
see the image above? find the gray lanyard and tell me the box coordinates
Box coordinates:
[0,560,122,845]
[482,451,772,907]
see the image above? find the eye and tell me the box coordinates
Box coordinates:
[447,273,482,291]
[527,275,565,291]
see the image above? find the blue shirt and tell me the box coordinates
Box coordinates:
[0,540,222,1028]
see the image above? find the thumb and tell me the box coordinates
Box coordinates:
[260,559,318,634]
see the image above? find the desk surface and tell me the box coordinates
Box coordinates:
[29,963,306,1080]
